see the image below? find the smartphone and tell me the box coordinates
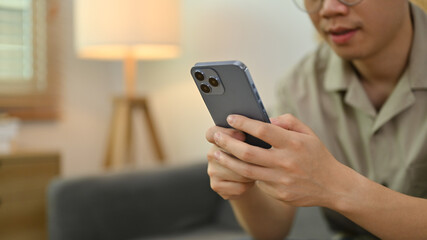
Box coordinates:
[191,60,271,149]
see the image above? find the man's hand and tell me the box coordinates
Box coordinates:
[211,113,349,208]
[207,115,427,239]
[206,126,255,200]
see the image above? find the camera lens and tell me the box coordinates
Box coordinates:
[208,77,219,87]
[200,84,211,93]
[195,71,204,81]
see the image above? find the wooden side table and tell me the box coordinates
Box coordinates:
[0,151,60,240]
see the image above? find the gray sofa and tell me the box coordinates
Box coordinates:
[48,163,248,240]
[48,162,333,240]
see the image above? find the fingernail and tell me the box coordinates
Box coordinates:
[214,132,221,142]
[227,115,235,126]
[214,150,221,159]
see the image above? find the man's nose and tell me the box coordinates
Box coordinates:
[318,0,349,17]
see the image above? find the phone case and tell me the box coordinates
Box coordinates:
[191,60,271,149]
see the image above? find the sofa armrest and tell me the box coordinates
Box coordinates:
[48,162,221,240]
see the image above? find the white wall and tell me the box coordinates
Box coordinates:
[14,0,316,177]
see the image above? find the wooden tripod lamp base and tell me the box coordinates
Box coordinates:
[74,0,180,170]
[104,96,165,169]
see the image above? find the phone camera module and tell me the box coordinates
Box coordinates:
[195,71,204,81]
[208,77,219,87]
[200,83,211,93]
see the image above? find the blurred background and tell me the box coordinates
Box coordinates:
[1,0,317,177]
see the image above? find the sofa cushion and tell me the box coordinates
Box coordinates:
[48,163,221,240]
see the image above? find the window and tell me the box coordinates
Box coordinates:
[0,0,58,120]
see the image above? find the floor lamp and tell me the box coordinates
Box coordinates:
[74,0,181,169]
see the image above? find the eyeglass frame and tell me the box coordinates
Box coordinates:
[292,0,364,14]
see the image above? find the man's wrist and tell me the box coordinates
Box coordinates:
[322,162,366,213]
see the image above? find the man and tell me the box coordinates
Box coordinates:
[205,0,427,239]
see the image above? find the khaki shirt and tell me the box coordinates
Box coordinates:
[275,3,427,236]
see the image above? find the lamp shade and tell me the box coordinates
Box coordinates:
[74,0,180,60]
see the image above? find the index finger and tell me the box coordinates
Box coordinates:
[206,125,246,144]
[226,115,294,148]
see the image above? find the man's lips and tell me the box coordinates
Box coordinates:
[326,27,359,44]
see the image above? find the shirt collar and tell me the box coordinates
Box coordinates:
[408,2,427,90]
[323,48,354,92]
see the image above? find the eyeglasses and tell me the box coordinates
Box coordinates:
[293,0,364,13]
